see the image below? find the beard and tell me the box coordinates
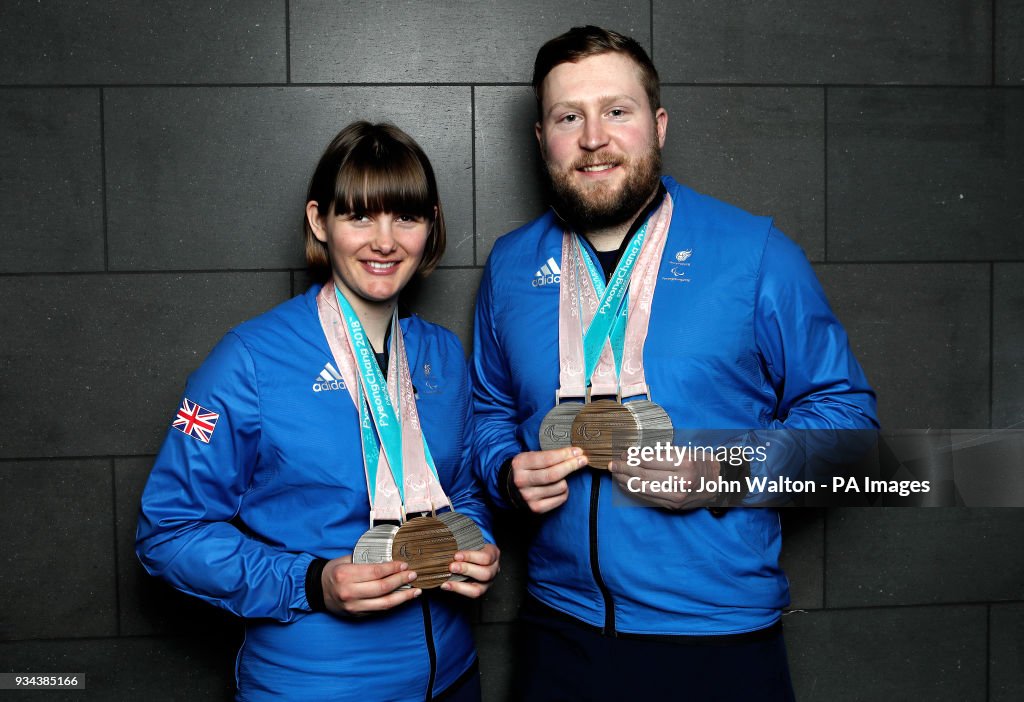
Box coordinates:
[545,140,662,233]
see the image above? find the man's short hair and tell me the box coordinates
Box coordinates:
[532,25,661,117]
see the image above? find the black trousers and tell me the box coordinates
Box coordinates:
[435,659,482,702]
[512,597,796,702]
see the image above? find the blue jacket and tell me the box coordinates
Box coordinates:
[137,284,491,701]
[471,176,877,636]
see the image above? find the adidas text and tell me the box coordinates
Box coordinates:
[532,273,560,287]
[313,379,347,392]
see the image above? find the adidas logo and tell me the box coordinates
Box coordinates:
[312,362,347,392]
[532,257,561,287]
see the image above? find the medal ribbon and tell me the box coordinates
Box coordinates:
[575,226,645,388]
[316,283,450,522]
[556,193,675,399]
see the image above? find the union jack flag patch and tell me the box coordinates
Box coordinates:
[172,397,220,444]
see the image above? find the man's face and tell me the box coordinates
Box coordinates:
[535,51,668,232]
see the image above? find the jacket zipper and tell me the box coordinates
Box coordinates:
[589,476,616,635]
[421,598,437,701]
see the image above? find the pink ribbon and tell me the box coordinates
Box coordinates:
[317,283,451,522]
[556,194,674,400]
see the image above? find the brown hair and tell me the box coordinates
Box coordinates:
[304,121,446,282]
[532,26,661,116]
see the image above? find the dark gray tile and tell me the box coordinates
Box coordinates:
[994,264,1024,429]
[0,635,238,701]
[996,0,1024,85]
[104,87,473,270]
[406,269,483,352]
[828,89,1024,262]
[780,509,824,610]
[662,87,824,261]
[0,0,285,85]
[115,458,240,637]
[290,1,649,83]
[478,512,529,624]
[473,87,549,264]
[0,273,290,458]
[0,89,103,273]
[0,460,116,641]
[785,605,986,702]
[654,0,991,85]
[816,264,990,430]
[825,509,1024,607]
[991,602,1024,702]
[474,622,517,702]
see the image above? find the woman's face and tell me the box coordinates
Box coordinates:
[310,206,431,308]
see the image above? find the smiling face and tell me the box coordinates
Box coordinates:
[303,122,447,315]
[535,51,667,232]
[308,206,431,310]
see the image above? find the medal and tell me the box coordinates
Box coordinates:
[542,195,676,466]
[540,399,585,450]
[317,284,486,585]
[570,398,673,469]
[352,511,485,589]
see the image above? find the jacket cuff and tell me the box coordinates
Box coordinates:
[499,457,529,511]
[305,558,329,612]
[708,458,751,516]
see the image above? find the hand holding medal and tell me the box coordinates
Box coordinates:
[320,557,421,616]
[507,446,589,514]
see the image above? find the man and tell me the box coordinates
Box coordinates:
[471,26,877,700]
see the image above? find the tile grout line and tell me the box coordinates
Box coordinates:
[990,262,995,429]
[823,86,829,262]
[649,0,655,61]
[110,458,121,637]
[285,0,291,83]
[991,0,997,86]
[986,603,991,700]
[821,510,828,609]
[100,87,109,271]
[1,82,1018,90]
[471,86,478,267]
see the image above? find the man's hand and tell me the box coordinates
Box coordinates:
[441,543,501,598]
[321,556,421,616]
[511,447,588,513]
[608,453,721,510]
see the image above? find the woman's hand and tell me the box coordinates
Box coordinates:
[321,556,421,616]
[441,543,501,599]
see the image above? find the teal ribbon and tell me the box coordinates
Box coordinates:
[335,289,406,505]
[335,289,442,509]
[577,222,648,387]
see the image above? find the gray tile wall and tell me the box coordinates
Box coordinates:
[1,2,1020,701]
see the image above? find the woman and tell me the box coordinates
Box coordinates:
[137,121,499,701]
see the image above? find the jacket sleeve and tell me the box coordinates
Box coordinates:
[470,255,525,510]
[754,226,879,432]
[736,226,879,502]
[135,331,315,621]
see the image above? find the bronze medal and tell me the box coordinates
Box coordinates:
[571,399,673,469]
[571,400,633,469]
[352,512,484,589]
